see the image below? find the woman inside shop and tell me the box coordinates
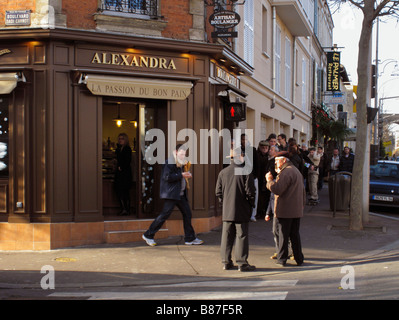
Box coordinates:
[115,133,133,215]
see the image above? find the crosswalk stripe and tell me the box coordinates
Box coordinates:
[49,291,289,300]
[48,279,298,300]
[148,280,298,288]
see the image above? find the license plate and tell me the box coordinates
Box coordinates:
[373,195,393,202]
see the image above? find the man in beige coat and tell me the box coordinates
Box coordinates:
[308,147,321,204]
[266,156,306,266]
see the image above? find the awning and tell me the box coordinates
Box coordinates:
[214,83,247,103]
[79,74,193,100]
[0,72,26,94]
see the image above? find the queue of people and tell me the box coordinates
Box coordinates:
[214,133,355,271]
[113,132,354,272]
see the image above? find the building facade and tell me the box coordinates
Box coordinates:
[228,0,333,146]
[0,0,333,250]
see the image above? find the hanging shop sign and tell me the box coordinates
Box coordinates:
[209,10,240,29]
[209,10,240,38]
[326,51,341,92]
[323,92,346,105]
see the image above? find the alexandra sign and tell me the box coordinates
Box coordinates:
[91,52,177,70]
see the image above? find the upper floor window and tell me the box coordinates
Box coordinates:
[275,25,281,94]
[243,0,254,66]
[302,58,308,112]
[285,37,292,101]
[101,0,158,17]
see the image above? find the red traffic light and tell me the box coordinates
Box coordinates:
[225,102,246,122]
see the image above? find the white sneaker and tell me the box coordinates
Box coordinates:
[142,234,157,246]
[185,238,204,245]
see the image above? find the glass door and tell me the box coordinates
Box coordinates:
[138,100,167,218]
[102,99,139,218]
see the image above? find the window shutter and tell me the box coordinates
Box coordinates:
[244,1,254,66]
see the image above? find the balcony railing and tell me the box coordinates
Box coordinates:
[101,0,158,17]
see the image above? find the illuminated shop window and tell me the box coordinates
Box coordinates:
[0,97,9,177]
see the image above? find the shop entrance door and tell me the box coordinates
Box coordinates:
[102,98,166,219]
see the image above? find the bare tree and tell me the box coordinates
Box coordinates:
[330,1,399,230]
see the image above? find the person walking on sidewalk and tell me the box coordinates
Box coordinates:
[307,147,321,205]
[266,156,306,266]
[327,147,340,177]
[239,133,259,222]
[142,144,203,247]
[215,149,256,272]
[115,133,133,216]
[339,146,355,173]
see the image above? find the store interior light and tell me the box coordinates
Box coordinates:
[112,102,126,127]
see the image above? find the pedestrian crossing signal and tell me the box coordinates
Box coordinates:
[225,102,246,122]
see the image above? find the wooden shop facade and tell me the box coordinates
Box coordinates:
[0,28,251,250]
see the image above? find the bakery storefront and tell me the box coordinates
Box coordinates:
[0,29,250,250]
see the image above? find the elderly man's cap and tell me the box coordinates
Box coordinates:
[259,140,269,146]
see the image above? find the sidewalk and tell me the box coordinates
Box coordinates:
[1,187,399,289]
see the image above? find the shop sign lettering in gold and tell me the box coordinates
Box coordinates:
[91,52,177,70]
[326,51,340,92]
[83,75,192,100]
[216,65,239,88]
[0,49,12,56]
[90,83,189,99]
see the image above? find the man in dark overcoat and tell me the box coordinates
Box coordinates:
[215,150,256,272]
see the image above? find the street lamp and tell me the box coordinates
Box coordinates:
[377,59,399,77]
[372,58,399,146]
[378,95,399,141]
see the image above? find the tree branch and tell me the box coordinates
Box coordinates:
[346,0,364,10]
[374,0,399,19]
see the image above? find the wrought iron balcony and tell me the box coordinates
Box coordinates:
[101,0,158,18]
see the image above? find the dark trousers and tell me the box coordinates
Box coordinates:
[318,168,325,190]
[276,217,304,265]
[144,196,196,242]
[220,221,249,267]
[256,189,270,219]
[116,186,130,214]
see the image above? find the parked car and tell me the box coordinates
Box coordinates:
[369,160,399,208]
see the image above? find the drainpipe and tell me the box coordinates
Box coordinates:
[272,6,276,91]
[292,36,297,103]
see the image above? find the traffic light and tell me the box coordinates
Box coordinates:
[224,102,246,122]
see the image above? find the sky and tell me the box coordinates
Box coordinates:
[331,2,399,119]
